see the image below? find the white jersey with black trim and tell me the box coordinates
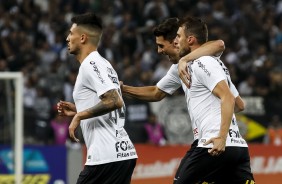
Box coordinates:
[187,56,248,148]
[73,51,137,166]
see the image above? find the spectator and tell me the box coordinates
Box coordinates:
[238,74,256,96]
[50,111,70,145]
[144,112,166,146]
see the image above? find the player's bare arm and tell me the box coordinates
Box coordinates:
[204,80,235,156]
[121,84,167,102]
[178,40,225,88]
[69,89,123,142]
[235,96,245,113]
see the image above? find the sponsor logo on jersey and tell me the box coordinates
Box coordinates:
[228,129,241,138]
[108,74,118,84]
[107,67,119,84]
[230,138,246,144]
[115,141,136,158]
[117,151,136,158]
[197,61,211,76]
[90,61,105,83]
[115,141,135,152]
[107,67,117,75]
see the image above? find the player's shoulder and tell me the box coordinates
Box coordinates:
[192,56,222,75]
[167,64,178,74]
[83,56,108,70]
[169,64,178,70]
[197,56,217,63]
[193,56,221,67]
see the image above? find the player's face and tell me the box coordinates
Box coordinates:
[175,26,191,58]
[66,24,81,55]
[155,36,180,64]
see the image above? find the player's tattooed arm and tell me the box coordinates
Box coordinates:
[69,89,124,142]
[86,89,123,117]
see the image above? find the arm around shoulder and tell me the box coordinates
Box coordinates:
[180,39,225,63]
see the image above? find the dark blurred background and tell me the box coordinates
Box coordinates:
[0,0,281,146]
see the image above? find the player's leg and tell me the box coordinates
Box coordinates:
[226,148,255,184]
[174,147,224,184]
[174,140,199,184]
[117,158,137,184]
[76,158,137,184]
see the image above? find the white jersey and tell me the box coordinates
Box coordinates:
[187,56,247,148]
[73,51,137,166]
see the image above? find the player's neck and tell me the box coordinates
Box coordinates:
[76,45,98,64]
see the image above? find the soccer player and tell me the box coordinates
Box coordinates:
[173,16,255,184]
[57,13,137,184]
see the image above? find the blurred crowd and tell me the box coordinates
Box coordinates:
[0,0,281,145]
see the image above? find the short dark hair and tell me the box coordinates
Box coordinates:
[71,12,103,31]
[153,17,179,43]
[179,16,208,44]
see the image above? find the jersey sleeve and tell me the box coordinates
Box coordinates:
[82,61,117,97]
[156,64,182,95]
[194,56,226,92]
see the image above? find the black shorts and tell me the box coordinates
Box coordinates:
[76,159,136,184]
[174,144,255,184]
[174,139,199,182]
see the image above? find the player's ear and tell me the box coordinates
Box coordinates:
[187,35,195,44]
[81,34,87,43]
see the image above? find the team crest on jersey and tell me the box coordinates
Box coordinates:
[90,61,105,83]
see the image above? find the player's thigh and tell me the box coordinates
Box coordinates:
[174,139,199,182]
[214,147,254,184]
[76,159,137,184]
[175,147,225,184]
[228,148,255,184]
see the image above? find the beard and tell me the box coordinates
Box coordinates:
[179,47,191,58]
[168,55,180,64]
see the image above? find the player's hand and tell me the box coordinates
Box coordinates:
[69,114,80,142]
[204,136,226,156]
[57,100,77,117]
[178,58,191,88]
